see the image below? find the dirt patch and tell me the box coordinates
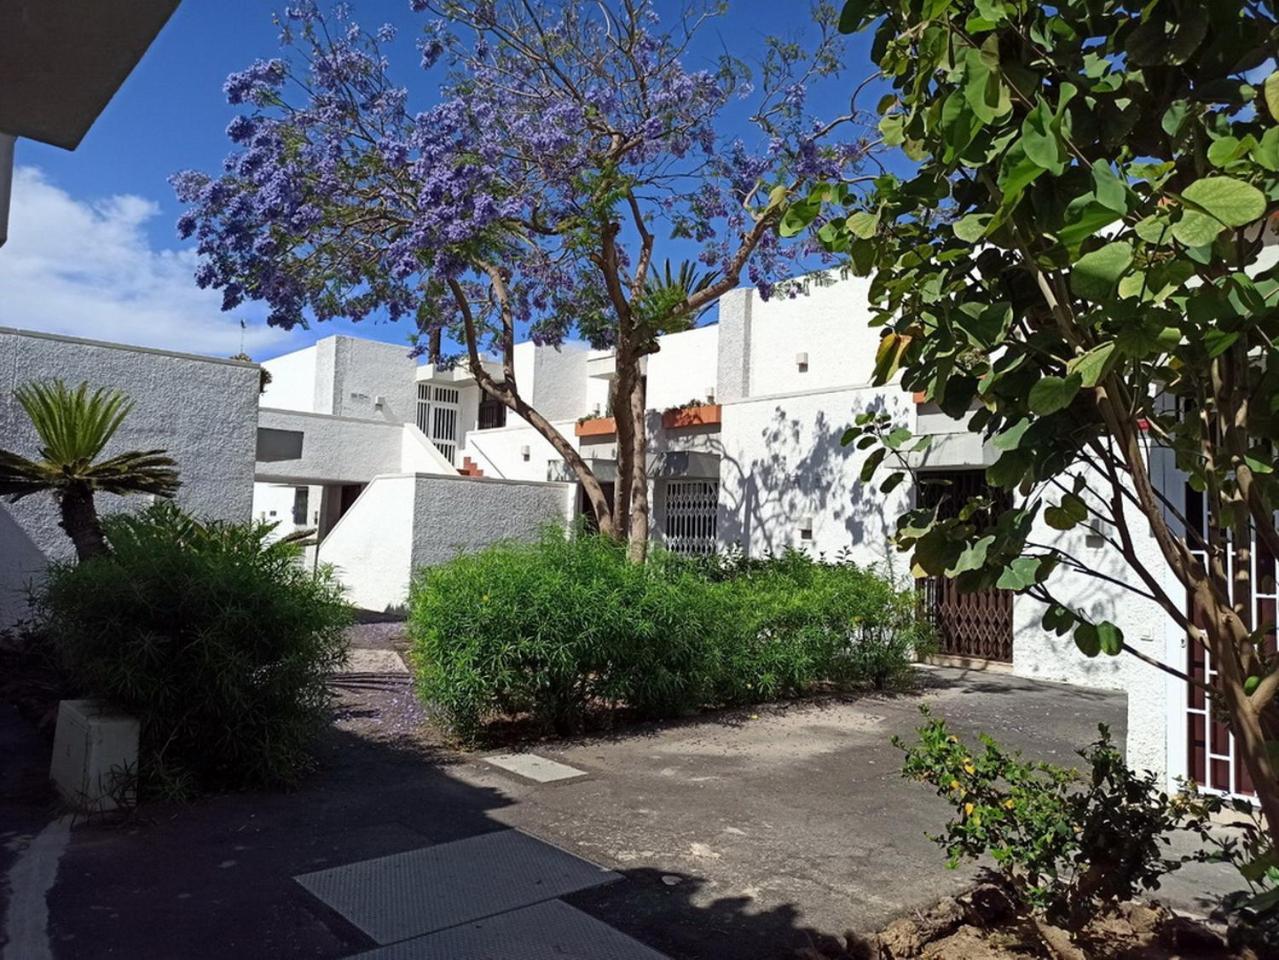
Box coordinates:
[796,885,1256,960]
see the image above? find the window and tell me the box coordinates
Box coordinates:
[415,384,460,464]
[478,392,507,430]
[664,480,719,556]
[291,487,308,526]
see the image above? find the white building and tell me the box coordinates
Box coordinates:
[0,327,260,628]
[249,270,1211,796]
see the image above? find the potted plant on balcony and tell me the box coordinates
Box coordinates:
[660,398,722,430]
[574,411,616,438]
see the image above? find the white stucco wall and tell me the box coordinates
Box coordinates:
[256,408,406,485]
[316,474,417,612]
[740,271,883,398]
[0,327,259,628]
[315,472,576,610]
[260,345,317,412]
[531,343,590,421]
[717,384,914,573]
[1008,458,1182,781]
[462,420,574,482]
[409,474,576,568]
[327,335,418,423]
[647,325,718,411]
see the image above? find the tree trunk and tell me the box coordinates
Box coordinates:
[612,363,636,541]
[428,327,443,366]
[626,370,650,564]
[1197,583,1279,851]
[58,482,109,562]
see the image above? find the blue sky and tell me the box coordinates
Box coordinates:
[1,1,888,362]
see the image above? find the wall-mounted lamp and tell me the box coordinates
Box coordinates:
[799,516,814,541]
[706,386,716,402]
[520,444,531,461]
[795,352,809,373]
[373,395,385,409]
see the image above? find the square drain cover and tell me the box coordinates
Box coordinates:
[295,829,618,944]
[483,753,587,783]
[346,899,669,959]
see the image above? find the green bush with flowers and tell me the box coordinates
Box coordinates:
[895,708,1194,931]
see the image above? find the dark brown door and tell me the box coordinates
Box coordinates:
[916,470,1014,662]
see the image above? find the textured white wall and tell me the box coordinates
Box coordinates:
[647,325,718,411]
[717,384,914,572]
[743,271,883,398]
[315,472,576,610]
[260,346,317,412]
[531,343,590,421]
[410,474,576,568]
[329,335,418,424]
[462,420,573,482]
[1009,460,1180,780]
[0,327,259,627]
[316,475,417,613]
[256,408,405,485]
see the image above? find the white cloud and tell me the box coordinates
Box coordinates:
[0,166,297,358]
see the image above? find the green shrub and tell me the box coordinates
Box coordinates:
[408,530,927,741]
[897,708,1192,930]
[38,503,352,798]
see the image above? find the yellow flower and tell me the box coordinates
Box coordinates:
[963,760,976,775]
[950,779,962,792]
[1003,799,1015,810]
[964,802,974,816]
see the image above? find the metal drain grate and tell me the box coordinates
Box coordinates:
[344,899,670,959]
[295,829,620,944]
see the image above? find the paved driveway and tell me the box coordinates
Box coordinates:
[2,643,1240,960]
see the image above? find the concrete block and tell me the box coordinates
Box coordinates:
[50,699,139,811]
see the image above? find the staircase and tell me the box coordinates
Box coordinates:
[458,456,484,478]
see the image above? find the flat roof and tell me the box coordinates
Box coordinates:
[0,325,258,369]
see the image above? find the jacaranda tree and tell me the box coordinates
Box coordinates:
[173,0,867,560]
[801,0,1279,846]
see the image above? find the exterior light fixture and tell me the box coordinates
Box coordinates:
[799,516,814,541]
[796,352,809,372]
[520,444,530,461]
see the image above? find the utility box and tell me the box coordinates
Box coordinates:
[50,699,139,812]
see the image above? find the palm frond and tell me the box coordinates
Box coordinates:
[14,380,134,465]
[88,450,182,497]
[646,259,722,324]
[0,449,60,499]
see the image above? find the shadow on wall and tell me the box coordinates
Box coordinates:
[719,397,900,568]
[0,506,55,630]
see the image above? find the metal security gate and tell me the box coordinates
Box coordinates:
[917,470,1014,662]
[416,384,460,465]
[1185,484,1275,798]
[664,480,718,556]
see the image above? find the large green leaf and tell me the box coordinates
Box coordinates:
[1180,176,1266,228]
[1028,374,1082,415]
[1022,98,1065,173]
[997,556,1043,590]
[838,0,880,33]
[1072,241,1133,301]
[1265,71,1279,124]
[1066,341,1117,387]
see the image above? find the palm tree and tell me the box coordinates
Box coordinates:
[0,381,181,561]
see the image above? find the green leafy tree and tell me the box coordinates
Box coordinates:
[805,0,1279,846]
[0,381,181,560]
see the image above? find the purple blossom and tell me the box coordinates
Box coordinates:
[174,0,860,353]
